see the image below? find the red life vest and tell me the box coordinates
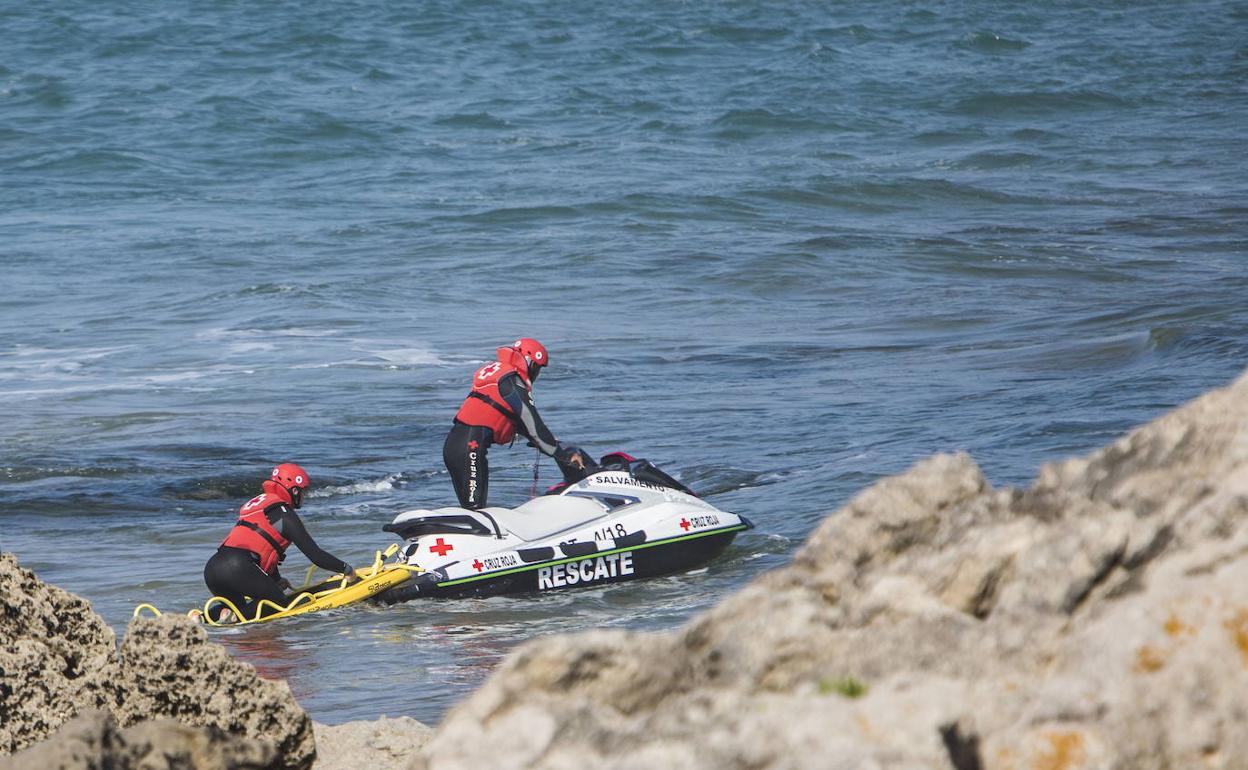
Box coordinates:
[453,347,532,445]
[220,481,293,575]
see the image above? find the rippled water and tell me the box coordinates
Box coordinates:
[3,0,1246,724]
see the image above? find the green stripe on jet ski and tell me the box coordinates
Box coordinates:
[435,524,749,588]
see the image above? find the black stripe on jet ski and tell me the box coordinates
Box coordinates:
[517,546,556,563]
[435,524,750,588]
[614,530,646,547]
[560,541,598,557]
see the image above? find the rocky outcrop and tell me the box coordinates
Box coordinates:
[413,367,1248,770]
[0,556,313,770]
[114,616,316,770]
[0,710,275,770]
[0,553,117,754]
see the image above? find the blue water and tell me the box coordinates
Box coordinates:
[3,0,1246,725]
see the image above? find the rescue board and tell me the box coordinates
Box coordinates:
[133,546,418,626]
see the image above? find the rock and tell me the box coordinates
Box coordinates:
[0,556,313,770]
[982,526,1248,770]
[0,554,116,754]
[313,717,433,770]
[114,615,315,770]
[412,366,1248,769]
[0,710,277,770]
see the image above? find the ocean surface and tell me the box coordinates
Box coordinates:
[3,0,1246,725]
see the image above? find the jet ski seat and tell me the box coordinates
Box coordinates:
[482,495,608,542]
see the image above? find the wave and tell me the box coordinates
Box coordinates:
[950,151,1045,170]
[951,89,1133,117]
[13,148,158,173]
[676,466,785,497]
[0,344,135,376]
[712,107,838,137]
[953,31,1030,54]
[434,112,509,129]
[2,71,71,108]
[1148,326,1248,358]
[170,471,411,502]
[742,176,1045,212]
[702,25,791,44]
[309,473,407,499]
[433,204,582,226]
[1,464,141,483]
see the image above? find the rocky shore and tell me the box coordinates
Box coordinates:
[4,367,1248,769]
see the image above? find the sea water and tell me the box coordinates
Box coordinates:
[2,0,1246,723]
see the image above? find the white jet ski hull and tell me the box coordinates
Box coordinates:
[374,463,751,602]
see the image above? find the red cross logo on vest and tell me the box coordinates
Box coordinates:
[468,440,479,450]
[429,538,454,557]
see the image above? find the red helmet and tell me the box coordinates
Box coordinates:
[512,338,549,382]
[267,462,310,508]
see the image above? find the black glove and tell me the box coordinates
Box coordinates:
[554,443,584,467]
[554,444,598,482]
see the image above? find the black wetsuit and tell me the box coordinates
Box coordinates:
[444,372,574,509]
[204,502,352,621]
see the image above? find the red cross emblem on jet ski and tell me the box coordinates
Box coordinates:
[472,559,484,572]
[679,518,691,531]
[429,538,454,557]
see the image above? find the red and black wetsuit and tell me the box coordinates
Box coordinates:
[443,347,564,509]
[203,483,352,621]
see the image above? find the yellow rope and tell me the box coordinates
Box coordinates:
[131,546,421,626]
[300,543,402,586]
[132,603,163,618]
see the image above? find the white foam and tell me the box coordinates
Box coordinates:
[5,344,133,361]
[0,384,104,399]
[227,342,277,355]
[195,326,343,342]
[264,327,345,338]
[140,371,208,384]
[310,473,404,498]
[0,344,135,377]
[289,342,457,370]
[367,347,446,366]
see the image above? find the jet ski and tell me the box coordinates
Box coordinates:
[373,452,752,603]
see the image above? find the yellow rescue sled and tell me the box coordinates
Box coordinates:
[133,545,417,626]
